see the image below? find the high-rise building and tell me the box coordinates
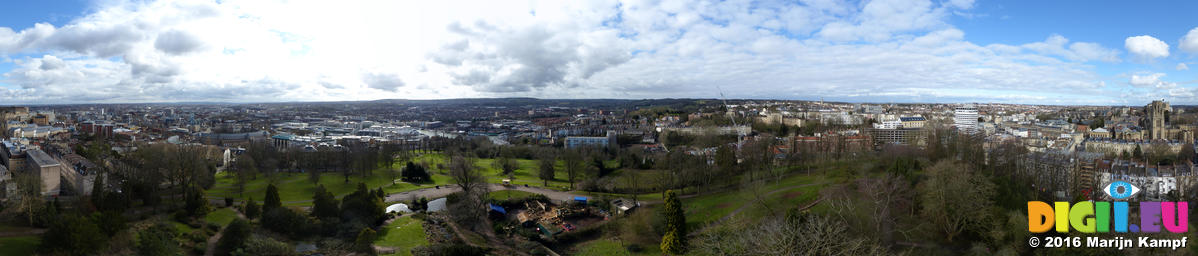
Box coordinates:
[954,104,979,133]
[1145,100,1170,141]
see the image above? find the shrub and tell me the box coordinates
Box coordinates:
[215,219,252,256]
[353,228,377,253]
[137,223,181,256]
[235,236,294,256]
[261,207,314,238]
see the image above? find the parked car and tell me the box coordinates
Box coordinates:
[560,223,576,232]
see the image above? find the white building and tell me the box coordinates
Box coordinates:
[954,104,979,134]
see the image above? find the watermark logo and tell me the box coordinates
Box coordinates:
[1104,181,1140,200]
[1026,182,1191,250]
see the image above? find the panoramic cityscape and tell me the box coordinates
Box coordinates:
[3,0,1198,256]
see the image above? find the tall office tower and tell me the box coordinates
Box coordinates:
[954,104,979,134]
[1145,100,1170,141]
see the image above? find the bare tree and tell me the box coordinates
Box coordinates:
[447,153,489,230]
[562,150,585,190]
[13,173,42,226]
[448,154,485,194]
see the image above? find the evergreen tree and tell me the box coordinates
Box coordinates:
[244,197,261,219]
[90,171,104,209]
[184,185,211,218]
[263,184,282,211]
[311,185,339,219]
[215,219,252,256]
[1133,144,1144,160]
[353,227,378,253]
[661,190,687,254]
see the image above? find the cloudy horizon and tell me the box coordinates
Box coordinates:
[1,0,1197,105]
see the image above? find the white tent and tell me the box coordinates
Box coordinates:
[427,198,448,212]
[386,203,412,214]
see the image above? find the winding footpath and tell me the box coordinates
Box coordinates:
[384,184,586,203]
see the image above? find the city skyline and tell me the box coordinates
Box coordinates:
[1,0,1197,105]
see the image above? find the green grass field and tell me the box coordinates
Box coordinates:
[0,236,39,256]
[413,153,579,191]
[208,160,454,206]
[205,207,239,226]
[375,216,429,256]
[572,238,630,256]
[209,151,646,207]
[681,173,829,230]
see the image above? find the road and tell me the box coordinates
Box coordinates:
[384,184,587,203]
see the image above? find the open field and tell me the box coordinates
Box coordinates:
[207,161,453,206]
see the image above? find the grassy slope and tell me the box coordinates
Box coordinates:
[375,216,429,256]
[0,236,39,256]
[204,207,239,226]
[572,238,631,256]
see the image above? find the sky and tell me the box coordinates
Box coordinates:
[0,0,1196,105]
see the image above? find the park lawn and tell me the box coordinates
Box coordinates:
[680,173,830,230]
[572,238,630,256]
[738,184,822,221]
[487,190,538,201]
[211,161,455,207]
[375,216,429,256]
[681,189,747,230]
[414,152,577,191]
[172,221,194,235]
[0,236,39,256]
[205,207,239,226]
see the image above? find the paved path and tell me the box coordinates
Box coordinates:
[384,184,587,203]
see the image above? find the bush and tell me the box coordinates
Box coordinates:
[215,219,252,256]
[137,223,181,256]
[207,223,222,232]
[243,198,261,219]
[234,236,294,256]
[261,207,315,238]
[413,244,489,256]
[188,231,208,244]
[225,197,235,207]
[39,214,107,255]
[353,228,377,253]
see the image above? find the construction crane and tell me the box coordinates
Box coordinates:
[717,86,746,151]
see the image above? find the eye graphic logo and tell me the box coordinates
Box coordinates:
[1104,181,1140,200]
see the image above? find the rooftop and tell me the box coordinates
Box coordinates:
[26,149,61,167]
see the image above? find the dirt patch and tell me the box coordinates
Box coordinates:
[714,202,734,209]
[782,191,803,199]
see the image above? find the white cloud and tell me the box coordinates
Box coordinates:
[0,0,1134,104]
[1125,35,1170,60]
[1130,73,1169,87]
[1021,34,1119,62]
[1181,27,1198,54]
[1179,63,1190,71]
